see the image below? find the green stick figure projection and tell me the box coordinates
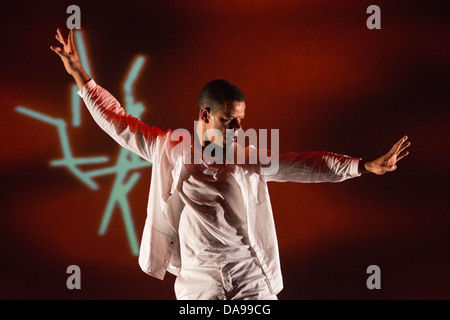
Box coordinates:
[15,31,151,255]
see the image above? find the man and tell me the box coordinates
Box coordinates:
[50,28,410,300]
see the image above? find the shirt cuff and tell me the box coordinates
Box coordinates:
[77,78,97,98]
[350,158,362,177]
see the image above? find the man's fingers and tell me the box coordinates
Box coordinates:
[55,34,65,44]
[56,28,67,45]
[397,150,409,162]
[68,29,76,53]
[393,135,408,153]
[397,141,411,155]
[50,45,69,59]
[50,45,61,56]
[390,135,407,153]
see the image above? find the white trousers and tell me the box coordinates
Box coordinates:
[174,259,278,300]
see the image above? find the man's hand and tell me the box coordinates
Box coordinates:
[361,136,411,175]
[50,28,91,89]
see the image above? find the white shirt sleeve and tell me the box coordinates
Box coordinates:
[77,79,166,162]
[263,151,361,183]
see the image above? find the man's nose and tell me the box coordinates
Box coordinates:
[232,119,242,130]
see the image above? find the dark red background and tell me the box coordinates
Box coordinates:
[1,0,449,299]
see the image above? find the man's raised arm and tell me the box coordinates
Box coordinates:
[50,28,166,163]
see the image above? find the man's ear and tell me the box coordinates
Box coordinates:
[199,107,211,123]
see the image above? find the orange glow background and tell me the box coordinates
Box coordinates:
[1,0,449,299]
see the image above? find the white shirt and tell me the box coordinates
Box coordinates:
[78,79,361,295]
[177,160,254,268]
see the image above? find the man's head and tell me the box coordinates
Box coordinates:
[197,79,246,147]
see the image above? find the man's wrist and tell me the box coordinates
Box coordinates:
[72,67,91,89]
[358,160,370,174]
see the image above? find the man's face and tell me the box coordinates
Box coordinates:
[201,101,246,147]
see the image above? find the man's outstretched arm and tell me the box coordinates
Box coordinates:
[262,136,411,183]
